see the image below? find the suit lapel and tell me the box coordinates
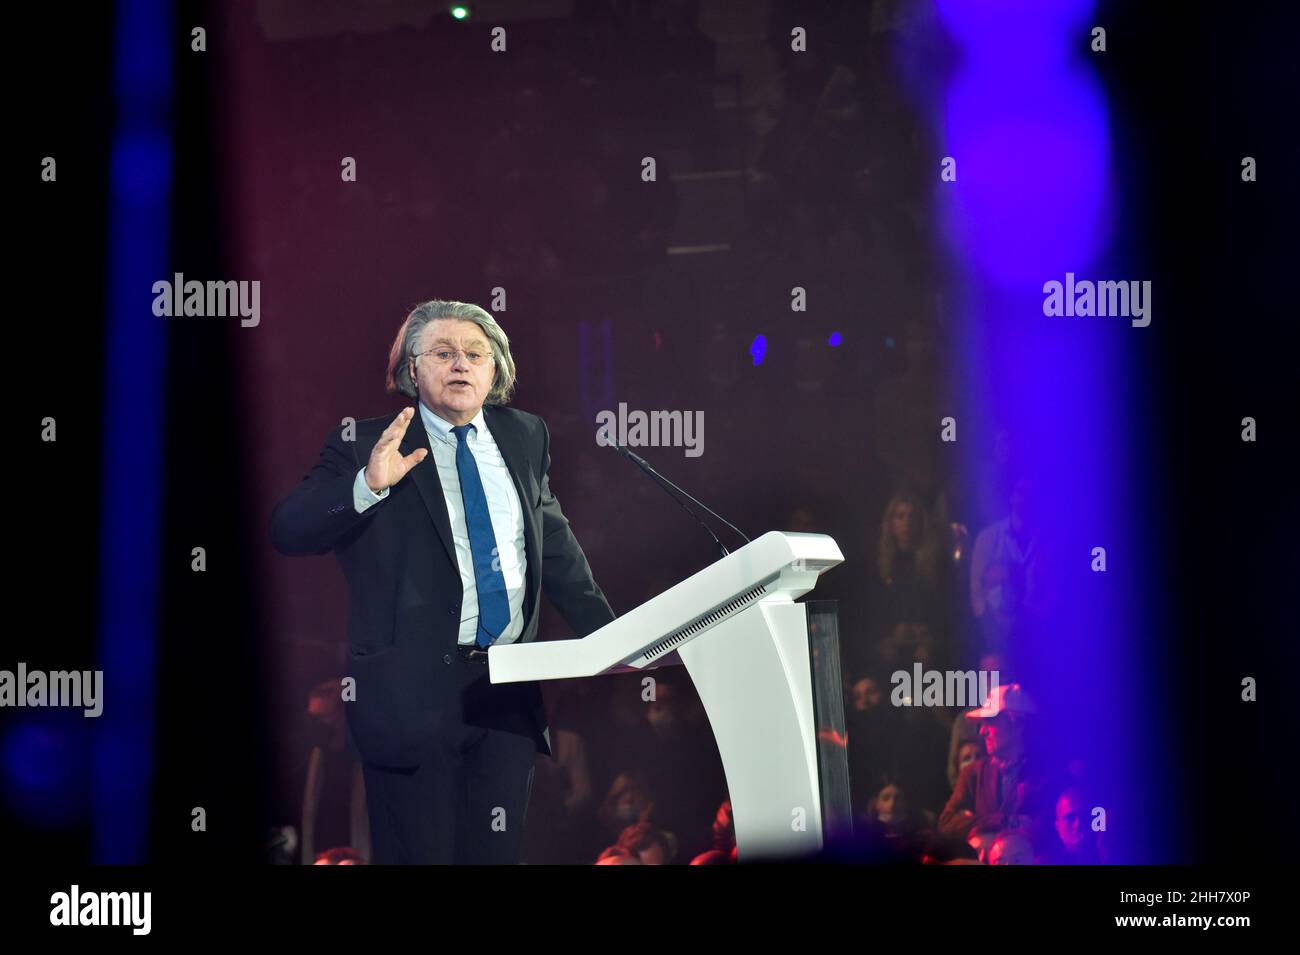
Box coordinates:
[485,405,541,623]
[400,401,458,570]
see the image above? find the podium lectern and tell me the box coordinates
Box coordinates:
[489,531,846,861]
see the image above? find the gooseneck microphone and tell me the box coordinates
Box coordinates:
[610,444,750,560]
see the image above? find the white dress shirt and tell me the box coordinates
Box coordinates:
[353,403,527,646]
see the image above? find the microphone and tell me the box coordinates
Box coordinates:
[610,444,750,560]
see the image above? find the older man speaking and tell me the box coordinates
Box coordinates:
[271,299,615,864]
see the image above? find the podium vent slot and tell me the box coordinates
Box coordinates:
[641,583,770,661]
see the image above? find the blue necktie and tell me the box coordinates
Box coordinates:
[451,424,510,648]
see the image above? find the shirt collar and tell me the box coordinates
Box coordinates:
[418,401,487,446]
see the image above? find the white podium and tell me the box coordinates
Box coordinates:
[489,530,845,861]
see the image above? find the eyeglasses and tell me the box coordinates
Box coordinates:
[413,348,494,366]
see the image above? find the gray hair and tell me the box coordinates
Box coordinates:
[385,299,517,405]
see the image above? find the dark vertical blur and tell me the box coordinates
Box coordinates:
[1105,0,1296,863]
[152,0,271,862]
[6,3,112,862]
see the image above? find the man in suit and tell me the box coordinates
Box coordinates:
[271,299,615,864]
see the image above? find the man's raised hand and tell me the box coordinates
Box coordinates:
[364,407,428,493]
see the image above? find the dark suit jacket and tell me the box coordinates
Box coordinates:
[270,401,615,769]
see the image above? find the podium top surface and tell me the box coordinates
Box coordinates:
[488,530,843,683]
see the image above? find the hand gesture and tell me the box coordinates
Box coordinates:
[363,407,428,493]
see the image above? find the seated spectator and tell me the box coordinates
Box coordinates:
[866,779,925,833]
[969,478,1054,673]
[596,771,655,840]
[615,821,677,865]
[876,621,935,674]
[854,777,932,861]
[870,491,942,637]
[1038,787,1105,864]
[986,830,1035,866]
[850,675,883,713]
[939,684,1054,845]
